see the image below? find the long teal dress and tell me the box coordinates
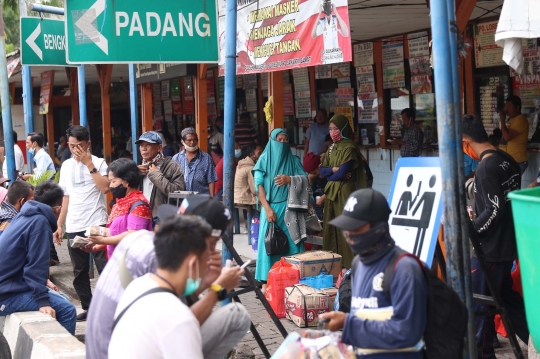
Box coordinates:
[253,129,306,281]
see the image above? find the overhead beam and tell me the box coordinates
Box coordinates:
[456,0,477,32]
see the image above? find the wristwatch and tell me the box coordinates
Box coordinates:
[209,283,227,301]
[89,167,98,174]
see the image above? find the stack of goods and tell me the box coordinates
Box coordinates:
[284,284,329,328]
[264,258,300,318]
[284,251,342,280]
[270,330,354,359]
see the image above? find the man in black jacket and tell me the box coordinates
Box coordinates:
[462,115,529,359]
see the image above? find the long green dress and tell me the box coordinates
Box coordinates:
[253,129,307,281]
[321,115,367,268]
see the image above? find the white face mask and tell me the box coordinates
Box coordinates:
[234,149,242,158]
[182,141,199,152]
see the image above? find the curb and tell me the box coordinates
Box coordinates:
[0,312,85,359]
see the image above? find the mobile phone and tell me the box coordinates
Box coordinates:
[240,260,252,269]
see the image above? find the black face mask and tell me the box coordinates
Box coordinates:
[110,184,128,199]
[346,222,395,264]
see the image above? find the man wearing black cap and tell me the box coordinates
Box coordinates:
[86,195,251,359]
[319,189,427,358]
[136,131,185,219]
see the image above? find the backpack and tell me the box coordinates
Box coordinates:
[383,248,468,359]
[335,257,359,312]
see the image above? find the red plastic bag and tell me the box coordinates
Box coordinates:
[265,258,300,318]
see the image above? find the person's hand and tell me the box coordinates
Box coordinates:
[82,243,105,253]
[73,145,93,167]
[215,265,245,292]
[499,110,507,122]
[39,306,56,319]
[528,181,539,189]
[316,194,326,207]
[21,174,32,181]
[46,279,60,292]
[318,311,346,331]
[345,172,352,180]
[274,174,291,186]
[88,235,105,244]
[332,166,340,173]
[53,228,63,245]
[148,164,159,173]
[138,165,148,176]
[265,207,277,222]
[201,250,222,289]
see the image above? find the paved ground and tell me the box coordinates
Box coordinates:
[50,232,528,358]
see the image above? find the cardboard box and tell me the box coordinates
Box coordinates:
[284,251,342,280]
[285,284,329,327]
[321,287,338,311]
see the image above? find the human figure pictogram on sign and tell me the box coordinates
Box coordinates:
[395,174,422,216]
[391,174,437,256]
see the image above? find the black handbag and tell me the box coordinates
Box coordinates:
[265,223,289,256]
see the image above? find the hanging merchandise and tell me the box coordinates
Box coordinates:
[354,42,374,67]
[382,37,405,89]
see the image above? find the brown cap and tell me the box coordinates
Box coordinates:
[0,177,11,185]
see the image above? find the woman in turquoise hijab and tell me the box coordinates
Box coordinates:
[253,128,307,282]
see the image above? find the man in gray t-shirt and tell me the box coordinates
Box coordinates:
[86,196,251,359]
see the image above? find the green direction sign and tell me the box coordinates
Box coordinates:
[20,18,70,66]
[65,0,219,64]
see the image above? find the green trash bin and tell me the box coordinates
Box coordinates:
[508,187,540,346]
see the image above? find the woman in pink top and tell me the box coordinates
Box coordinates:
[86,158,152,258]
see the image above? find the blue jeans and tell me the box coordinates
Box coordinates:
[0,290,77,335]
[518,161,528,176]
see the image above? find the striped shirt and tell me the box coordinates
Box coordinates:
[234,122,257,148]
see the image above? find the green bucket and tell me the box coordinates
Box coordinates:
[508,187,540,345]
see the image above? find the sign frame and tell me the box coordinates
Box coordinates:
[387,157,444,267]
[65,0,220,64]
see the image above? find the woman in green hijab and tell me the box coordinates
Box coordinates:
[320,115,367,267]
[253,128,307,282]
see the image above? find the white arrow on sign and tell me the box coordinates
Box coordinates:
[26,23,43,60]
[74,0,109,55]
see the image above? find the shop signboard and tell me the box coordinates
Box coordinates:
[382,37,405,89]
[135,64,193,84]
[65,0,219,63]
[411,75,432,94]
[21,18,70,66]
[283,84,294,115]
[407,32,429,58]
[388,157,443,266]
[474,21,505,68]
[315,65,332,79]
[334,106,354,128]
[513,74,540,109]
[246,89,258,112]
[353,42,373,67]
[358,93,378,124]
[217,0,352,75]
[332,62,351,88]
[39,71,54,115]
[356,66,375,93]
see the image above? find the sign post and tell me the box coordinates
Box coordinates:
[20,18,70,66]
[65,0,219,64]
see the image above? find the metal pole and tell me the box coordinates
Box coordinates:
[222,0,237,304]
[28,3,64,15]
[430,1,475,358]
[446,1,476,358]
[78,65,88,127]
[0,10,16,182]
[19,0,34,174]
[128,64,139,163]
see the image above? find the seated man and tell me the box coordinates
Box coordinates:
[0,181,77,334]
[0,181,34,235]
[320,189,427,358]
[86,195,250,359]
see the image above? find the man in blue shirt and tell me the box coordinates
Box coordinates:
[22,132,55,181]
[304,109,329,155]
[320,189,427,358]
[173,127,217,195]
[464,154,478,179]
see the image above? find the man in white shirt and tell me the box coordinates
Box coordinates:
[311,0,350,64]
[2,131,25,180]
[55,125,110,322]
[109,215,228,359]
[22,132,55,181]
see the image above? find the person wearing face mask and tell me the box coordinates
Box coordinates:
[234,142,263,207]
[21,132,56,181]
[462,115,529,358]
[56,125,110,322]
[0,181,34,236]
[108,215,211,359]
[84,158,152,258]
[388,108,423,158]
[320,114,367,268]
[173,127,218,196]
[214,142,243,200]
[319,189,428,358]
[90,196,248,359]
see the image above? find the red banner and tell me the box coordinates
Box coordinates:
[39,71,54,115]
[217,0,352,75]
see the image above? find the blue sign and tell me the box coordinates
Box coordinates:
[387,157,443,267]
